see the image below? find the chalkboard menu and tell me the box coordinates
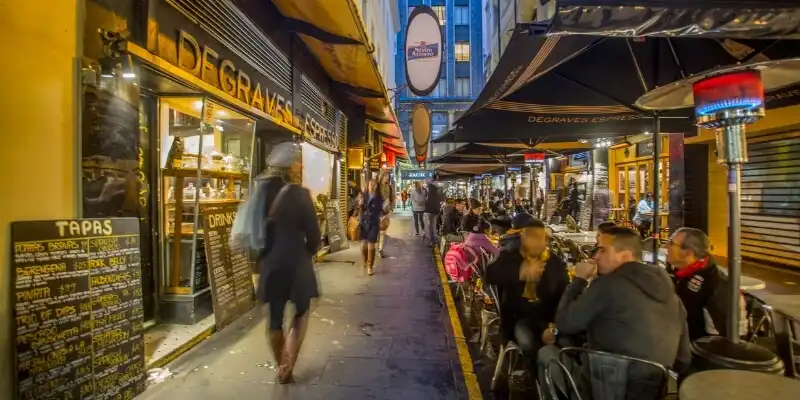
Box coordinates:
[201,206,255,330]
[544,192,558,222]
[636,141,655,157]
[12,218,146,400]
[325,200,349,254]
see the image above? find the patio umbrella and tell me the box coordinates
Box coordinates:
[449,27,800,143]
[428,142,589,164]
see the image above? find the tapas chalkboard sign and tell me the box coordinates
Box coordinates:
[201,206,255,330]
[636,141,655,157]
[325,200,349,253]
[12,218,146,400]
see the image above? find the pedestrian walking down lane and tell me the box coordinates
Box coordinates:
[410,181,427,236]
[253,142,322,384]
[359,179,384,275]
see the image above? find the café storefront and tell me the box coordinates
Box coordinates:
[82,0,348,367]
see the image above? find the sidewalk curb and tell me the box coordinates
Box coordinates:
[146,326,216,370]
[433,246,484,400]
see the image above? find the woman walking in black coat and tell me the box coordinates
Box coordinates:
[359,179,383,275]
[255,142,321,384]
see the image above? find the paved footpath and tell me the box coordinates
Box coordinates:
[139,210,476,400]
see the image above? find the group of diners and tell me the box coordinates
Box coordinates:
[439,201,741,399]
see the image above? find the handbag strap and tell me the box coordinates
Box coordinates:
[268,183,293,218]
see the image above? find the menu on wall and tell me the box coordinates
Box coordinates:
[12,218,146,400]
[201,206,255,330]
[543,192,558,223]
[325,200,348,254]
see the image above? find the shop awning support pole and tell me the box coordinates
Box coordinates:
[651,114,661,255]
[504,165,509,202]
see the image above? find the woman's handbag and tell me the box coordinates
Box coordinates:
[348,215,361,240]
[379,215,390,231]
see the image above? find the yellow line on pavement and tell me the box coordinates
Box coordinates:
[433,246,484,400]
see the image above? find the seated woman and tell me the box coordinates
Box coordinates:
[462,199,499,258]
[485,215,569,365]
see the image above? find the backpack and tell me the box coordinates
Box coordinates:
[444,243,477,282]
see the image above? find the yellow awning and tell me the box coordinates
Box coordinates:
[271,0,407,157]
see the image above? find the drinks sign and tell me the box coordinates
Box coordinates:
[401,169,434,180]
[405,6,443,96]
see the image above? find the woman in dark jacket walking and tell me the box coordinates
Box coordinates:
[256,142,321,384]
[359,179,383,275]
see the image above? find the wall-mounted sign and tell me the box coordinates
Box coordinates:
[570,152,589,167]
[405,6,443,96]
[401,169,434,180]
[636,140,655,157]
[524,153,546,163]
[411,103,432,163]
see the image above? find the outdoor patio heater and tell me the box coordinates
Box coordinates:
[637,58,800,371]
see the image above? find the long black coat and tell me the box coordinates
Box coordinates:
[256,176,321,304]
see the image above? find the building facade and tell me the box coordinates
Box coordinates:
[396,0,485,161]
[358,0,402,96]
[482,0,551,79]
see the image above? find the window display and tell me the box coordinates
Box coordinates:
[159,97,254,297]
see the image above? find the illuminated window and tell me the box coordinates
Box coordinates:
[432,5,446,25]
[454,6,469,25]
[455,42,470,62]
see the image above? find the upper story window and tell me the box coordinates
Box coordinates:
[455,78,470,97]
[454,6,469,25]
[432,5,446,25]
[455,42,471,62]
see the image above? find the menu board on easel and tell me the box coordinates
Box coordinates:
[325,200,348,254]
[12,218,146,400]
[201,205,255,330]
[544,192,558,222]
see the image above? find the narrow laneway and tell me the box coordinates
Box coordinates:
[139,211,473,399]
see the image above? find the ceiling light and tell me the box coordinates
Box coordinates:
[578,139,588,144]
[216,110,227,117]
[644,131,652,136]
[120,55,136,79]
[193,101,203,110]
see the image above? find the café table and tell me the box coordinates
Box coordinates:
[679,369,800,400]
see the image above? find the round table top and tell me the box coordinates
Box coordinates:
[679,370,800,400]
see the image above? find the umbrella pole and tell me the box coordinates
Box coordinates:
[651,115,661,255]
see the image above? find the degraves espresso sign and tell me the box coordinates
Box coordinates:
[153,18,338,150]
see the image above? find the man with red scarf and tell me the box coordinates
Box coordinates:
[666,227,739,341]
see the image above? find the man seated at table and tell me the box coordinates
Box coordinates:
[666,227,745,341]
[485,215,570,366]
[539,227,691,398]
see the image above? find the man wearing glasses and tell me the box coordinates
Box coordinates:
[666,227,743,341]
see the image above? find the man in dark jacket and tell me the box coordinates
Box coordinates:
[423,179,442,246]
[485,214,570,360]
[539,227,691,398]
[666,227,740,341]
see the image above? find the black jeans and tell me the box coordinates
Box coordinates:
[413,211,425,234]
[514,318,545,358]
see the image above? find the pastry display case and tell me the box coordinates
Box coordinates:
[157,97,254,323]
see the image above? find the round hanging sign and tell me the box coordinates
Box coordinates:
[411,103,432,163]
[405,6,443,96]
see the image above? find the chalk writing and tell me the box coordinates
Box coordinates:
[12,218,146,400]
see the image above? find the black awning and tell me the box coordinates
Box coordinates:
[544,1,800,39]
[451,27,800,143]
[428,143,523,165]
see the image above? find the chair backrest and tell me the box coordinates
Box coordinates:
[485,283,502,316]
[760,303,799,378]
[558,347,670,400]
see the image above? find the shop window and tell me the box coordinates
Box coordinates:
[432,5,446,25]
[454,6,469,25]
[455,42,470,62]
[158,98,254,297]
[455,77,470,97]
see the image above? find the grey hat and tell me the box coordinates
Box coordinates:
[266,141,302,168]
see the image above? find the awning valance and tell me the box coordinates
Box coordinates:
[270,0,407,157]
[539,0,800,39]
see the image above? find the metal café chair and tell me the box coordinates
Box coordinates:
[487,283,525,391]
[748,301,800,378]
[545,347,672,400]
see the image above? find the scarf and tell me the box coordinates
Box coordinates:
[675,256,710,279]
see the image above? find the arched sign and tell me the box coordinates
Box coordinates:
[405,6,443,96]
[411,103,432,163]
